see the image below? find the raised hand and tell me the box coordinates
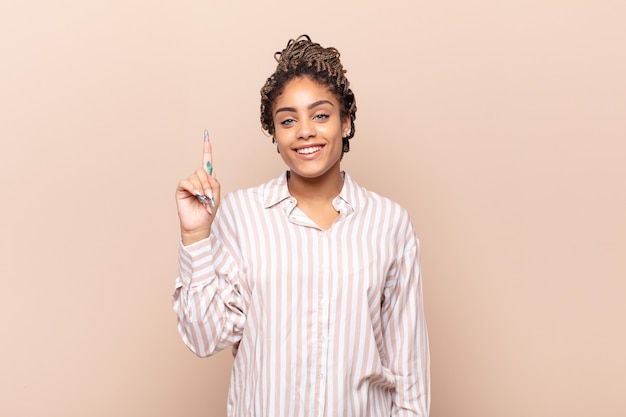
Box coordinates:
[175,130,221,245]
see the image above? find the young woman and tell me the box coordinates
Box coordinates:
[173,35,430,417]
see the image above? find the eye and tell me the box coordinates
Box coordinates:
[314,113,329,121]
[280,118,296,126]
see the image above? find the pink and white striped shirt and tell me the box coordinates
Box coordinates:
[173,172,430,416]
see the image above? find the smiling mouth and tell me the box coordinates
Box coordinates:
[296,145,323,155]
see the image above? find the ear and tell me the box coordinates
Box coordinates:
[342,116,351,137]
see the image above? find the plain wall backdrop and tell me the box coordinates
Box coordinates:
[1,1,625,416]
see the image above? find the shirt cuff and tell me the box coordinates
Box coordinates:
[177,236,216,287]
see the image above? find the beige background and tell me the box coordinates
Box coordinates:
[1,0,625,416]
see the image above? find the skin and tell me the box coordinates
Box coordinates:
[175,75,350,244]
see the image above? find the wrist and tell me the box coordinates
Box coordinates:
[181,228,210,246]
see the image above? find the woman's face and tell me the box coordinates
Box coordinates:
[272,76,350,182]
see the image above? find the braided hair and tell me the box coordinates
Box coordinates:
[260,35,357,154]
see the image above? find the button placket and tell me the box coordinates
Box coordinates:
[316,227,332,416]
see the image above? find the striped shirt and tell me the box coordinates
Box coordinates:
[172,171,430,416]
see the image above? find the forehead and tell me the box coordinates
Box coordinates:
[273,76,338,106]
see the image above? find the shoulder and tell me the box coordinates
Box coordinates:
[364,188,407,213]
[218,174,292,222]
[221,175,279,207]
[346,175,416,243]
[352,181,412,226]
[213,179,277,237]
[359,195,419,270]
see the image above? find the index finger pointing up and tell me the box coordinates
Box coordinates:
[202,129,214,176]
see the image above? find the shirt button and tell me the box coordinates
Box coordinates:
[319,373,326,380]
[319,298,327,306]
[320,335,327,343]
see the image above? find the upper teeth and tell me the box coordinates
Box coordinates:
[297,146,322,154]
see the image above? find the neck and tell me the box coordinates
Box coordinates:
[287,166,344,203]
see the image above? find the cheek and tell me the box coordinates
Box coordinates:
[274,135,293,155]
[274,131,290,146]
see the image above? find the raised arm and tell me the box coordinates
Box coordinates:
[172,131,245,357]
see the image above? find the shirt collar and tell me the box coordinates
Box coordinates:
[262,171,366,212]
[262,172,292,209]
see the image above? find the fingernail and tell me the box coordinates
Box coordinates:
[194,190,210,205]
[204,129,209,142]
[205,189,216,208]
[206,161,213,176]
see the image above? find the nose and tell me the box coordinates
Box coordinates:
[296,118,316,139]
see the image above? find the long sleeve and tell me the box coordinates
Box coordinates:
[172,233,246,357]
[381,215,430,416]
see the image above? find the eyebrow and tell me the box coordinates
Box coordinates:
[274,100,335,116]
